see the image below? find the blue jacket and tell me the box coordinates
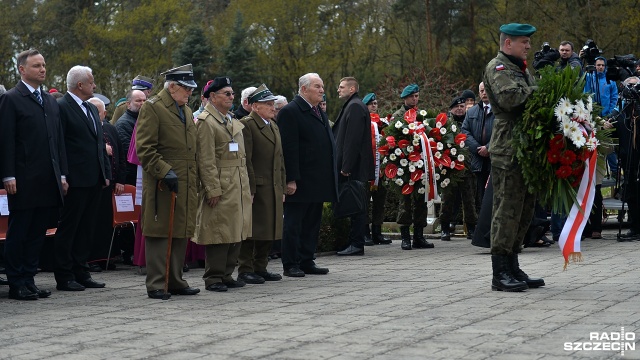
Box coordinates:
[584,57,619,116]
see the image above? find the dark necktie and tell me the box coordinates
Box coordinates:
[484,105,490,115]
[313,106,321,118]
[33,89,42,105]
[82,101,97,133]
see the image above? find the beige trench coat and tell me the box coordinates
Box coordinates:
[136,88,198,238]
[240,112,286,240]
[192,103,252,245]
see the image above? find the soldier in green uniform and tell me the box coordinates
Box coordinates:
[393,84,434,250]
[483,23,545,292]
[136,64,200,299]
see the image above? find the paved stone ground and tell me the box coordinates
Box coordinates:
[1,228,639,360]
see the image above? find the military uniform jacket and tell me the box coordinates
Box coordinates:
[193,103,252,245]
[136,88,198,238]
[240,112,286,241]
[483,51,537,169]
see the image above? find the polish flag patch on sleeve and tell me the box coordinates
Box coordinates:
[495,64,505,71]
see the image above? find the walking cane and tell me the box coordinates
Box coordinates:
[162,190,177,300]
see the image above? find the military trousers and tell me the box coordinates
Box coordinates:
[367,183,387,226]
[439,171,478,226]
[145,237,189,291]
[203,242,241,287]
[396,194,428,228]
[490,164,536,255]
[237,239,273,274]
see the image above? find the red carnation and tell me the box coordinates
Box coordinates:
[454,133,467,143]
[385,163,398,179]
[408,152,421,162]
[410,169,424,182]
[549,134,564,151]
[402,184,414,195]
[378,145,389,156]
[386,136,396,148]
[560,150,577,165]
[398,139,410,148]
[404,109,416,123]
[555,165,572,179]
[436,113,447,126]
[546,149,561,164]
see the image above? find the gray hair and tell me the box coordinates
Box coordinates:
[66,66,93,91]
[88,97,105,111]
[298,73,320,94]
[164,80,178,89]
[274,95,287,106]
[241,87,257,103]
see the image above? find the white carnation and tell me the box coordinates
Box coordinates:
[413,140,420,146]
[408,165,416,172]
[395,178,404,186]
[389,154,397,161]
[459,141,466,148]
[416,160,424,168]
[395,148,402,155]
[402,128,410,135]
[436,142,444,150]
[440,127,447,135]
[407,146,414,152]
[435,122,442,129]
[418,187,426,194]
[457,154,465,162]
[450,147,457,155]
[435,151,442,158]
[441,169,447,175]
[400,159,409,166]
[419,110,427,116]
[395,121,403,129]
[408,123,416,130]
[451,124,457,132]
[434,173,440,180]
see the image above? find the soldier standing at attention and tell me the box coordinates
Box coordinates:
[483,23,545,292]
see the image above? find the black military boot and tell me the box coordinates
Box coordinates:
[510,253,545,288]
[364,225,374,246]
[466,224,476,240]
[400,226,412,250]
[372,225,392,244]
[412,227,435,248]
[491,255,528,292]
[440,222,451,241]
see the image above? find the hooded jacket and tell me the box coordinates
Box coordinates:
[584,56,619,116]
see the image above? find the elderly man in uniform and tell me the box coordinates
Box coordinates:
[393,84,435,250]
[111,75,154,124]
[362,93,392,246]
[483,23,545,292]
[136,64,200,299]
[237,84,285,283]
[193,77,252,292]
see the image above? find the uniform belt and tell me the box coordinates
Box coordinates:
[217,158,246,168]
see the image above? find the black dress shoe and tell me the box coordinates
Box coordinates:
[364,235,375,246]
[224,279,245,288]
[205,283,228,292]
[9,286,38,300]
[0,277,8,286]
[255,271,282,281]
[56,280,86,291]
[169,287,200,295]
[238,272,265,284]
[88,263,102,272]
[26,283,51,298]
[183,264,190,273]
[337,245,364,256]
[300,265,329,275]
[148,289,170,299]
[283,267,305,277]
[78,278,105,288]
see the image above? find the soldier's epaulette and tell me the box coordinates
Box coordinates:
[147,96,160,104]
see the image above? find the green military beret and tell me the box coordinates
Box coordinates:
[400,84,419,99]
[499,23,536,37]
[362,93,376,105]
[115,97,127,107]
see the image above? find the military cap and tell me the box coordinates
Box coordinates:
[449,96,465,109]
[248,84,278,104]
[460,89,476,101]
[362,93,376,105]
[203,76,232,98]
[92,93,111,106]
[400,84,419,99]
[499,23,536,37]
[161,64,197,88]
[131,75,154,90]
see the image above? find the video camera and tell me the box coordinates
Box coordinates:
[581,39,602,66]
[622,80,640,101]
[607,54,638,83]
[533,42,560,70]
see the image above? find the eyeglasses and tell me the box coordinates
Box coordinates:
[177,83,194,92]
[215,91,235,97]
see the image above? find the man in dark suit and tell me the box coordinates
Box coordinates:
[54,65,111,291]
[0,49,68,300]
[278,73,338,277]
[333,77,374,256]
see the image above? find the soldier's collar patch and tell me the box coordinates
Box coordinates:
[495,64,505,71]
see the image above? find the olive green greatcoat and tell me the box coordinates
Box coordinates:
[240,112,286,241]
[193,103,252,245]
[136,88,198,238]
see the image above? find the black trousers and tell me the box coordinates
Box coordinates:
[281,202,322,270]
[54,183,102,284]
[4,207,54,288]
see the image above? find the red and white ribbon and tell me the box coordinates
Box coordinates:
[558,150,597,269]
[416,125,439,202]
[371,121,380,186]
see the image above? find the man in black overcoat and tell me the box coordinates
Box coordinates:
[55,65,111,291]
[333,77,374,255]
[277,72,338,277]
[0,49,68,300]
